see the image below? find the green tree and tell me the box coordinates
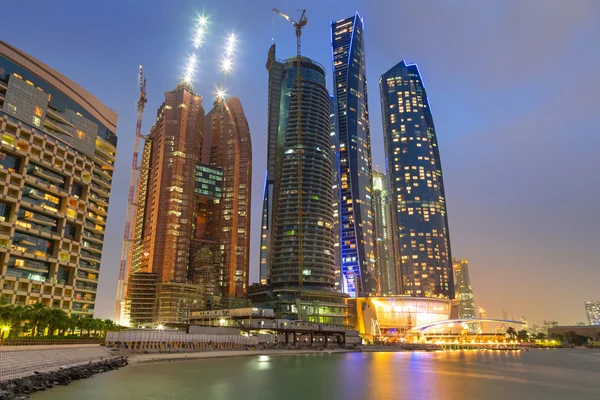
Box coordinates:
[506,327,517,339]
[89,318,103,338]
[46,308,68,336]
[517,329,528,341]
[79,316,92,337]
[27,303,50,337]
[7,305,30,338]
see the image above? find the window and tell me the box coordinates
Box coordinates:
[32,116,41,127]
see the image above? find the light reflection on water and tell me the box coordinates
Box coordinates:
[33,350,600,400]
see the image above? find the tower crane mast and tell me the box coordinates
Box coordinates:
[272,8,307,290]
[114,65,147,324]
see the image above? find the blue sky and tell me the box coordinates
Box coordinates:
[3,0,599,325]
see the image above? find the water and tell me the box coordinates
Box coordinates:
[33,350,600,400]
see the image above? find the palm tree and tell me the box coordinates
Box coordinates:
[79,316,92,337]
[90,318,103,338]
[27,303,49,337]
[47,308,68,336]
[8,305,30,338]
[67,315,79,336]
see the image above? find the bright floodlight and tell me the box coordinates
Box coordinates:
[222,58,232,72]
[157,324,164,331]
[216,87,226,100]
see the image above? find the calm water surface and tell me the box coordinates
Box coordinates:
[33,349,600,400]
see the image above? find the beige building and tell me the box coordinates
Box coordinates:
[0,41,118,316]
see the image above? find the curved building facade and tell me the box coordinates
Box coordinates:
[380,61,454,299]
[331,14,378,297]
[347,296,453,337]
[269,56,335,289]
[0,41,118,317]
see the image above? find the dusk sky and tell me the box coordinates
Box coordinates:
[3,0,599,325]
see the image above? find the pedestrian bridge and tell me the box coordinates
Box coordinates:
[412,318,526,338]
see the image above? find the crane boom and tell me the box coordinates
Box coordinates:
[114,65,147,324]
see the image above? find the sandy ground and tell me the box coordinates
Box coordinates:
[126,348,358,365]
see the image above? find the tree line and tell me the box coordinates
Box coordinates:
[0,302,120,339]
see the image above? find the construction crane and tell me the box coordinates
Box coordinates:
[114,65,147,324]
[272,8,307,290]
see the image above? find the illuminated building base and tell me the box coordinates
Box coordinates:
[347,296,456,337]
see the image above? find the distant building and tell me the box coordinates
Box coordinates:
[331,13,378,297]
[0,41,118,317]
[379,60,454,299]
[373,171,397,294]
[542,320,559,335]
[478,307,487,319]
[452,259,476,319]
[585,301,600,325]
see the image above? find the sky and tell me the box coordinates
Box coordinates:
[3,0,599,326]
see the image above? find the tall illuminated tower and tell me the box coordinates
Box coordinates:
[373,170,397,295]
[331,13,378,297]
[380,60,454,299]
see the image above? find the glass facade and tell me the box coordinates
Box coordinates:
[373,170,397,295]
[331,14,377,297]
[453,259,476,319]
[380,60,454,299]
[265,50,336,290]
[194,164,223,198]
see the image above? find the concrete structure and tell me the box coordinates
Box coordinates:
[126,81,204,325]
[585,301,600,325]
[548,325,600,341]
[453,259,476,319]
[372,170,397,294]
[331,14,377,297]
[0,344,116,382]
[202,97,252,300]
[0,41,118,316]
[380,60,454,299]
[346,296,454,338]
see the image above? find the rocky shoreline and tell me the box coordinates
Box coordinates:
[0,356,128,399]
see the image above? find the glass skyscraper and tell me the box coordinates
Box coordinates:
[261,44,336,289]
[453,259,476,319]
[331,13,377,297]
[380,60,454,299]
[373,170,397,295]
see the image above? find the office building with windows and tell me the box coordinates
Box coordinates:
[453,259,476,319]
[331,14,377,297]
[585,301,600,325]
[380,60,454,299]
[201,97,252,300]
[0,41,118,316]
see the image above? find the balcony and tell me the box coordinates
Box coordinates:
[90,182,110,198]
[88,193,109,207]
[79,260,100,272]
[82,230,104,244]
[80,250,101,262]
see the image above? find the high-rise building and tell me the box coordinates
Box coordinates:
[0,41,118,317]
[330,94,342,292]
[373,170,397,295]
[585,301,600,325]
[251,45,346,324]
[201,97,252,300]
[380,60,454,299]
[127,81,204,324]
[331,13,378,297]
[453,259,476,319]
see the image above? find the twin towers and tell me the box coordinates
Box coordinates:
[258,13,454,305]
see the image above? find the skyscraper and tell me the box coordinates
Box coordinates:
[0,41,118,317]
[128,81,204,324]
[330,95,342,292]
[453,259,476,319]
[331,14,377,297]
[201,97,252,300]
[372,170,397,295]
[251,45,345,324]
[585,301,600,325]
[380,60,454,299]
